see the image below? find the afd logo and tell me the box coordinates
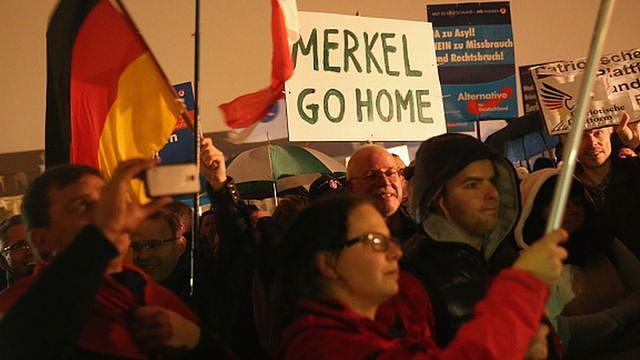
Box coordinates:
[540,82,576,117]
[540,82,578,132]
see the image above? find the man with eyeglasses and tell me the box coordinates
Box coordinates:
[347,144,416,244]
[130,209,186,296]
[0,215,34,289]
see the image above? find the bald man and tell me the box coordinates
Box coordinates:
[347,145,416,243]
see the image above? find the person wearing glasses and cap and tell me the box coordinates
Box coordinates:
[0,215,34,289]
[347,144,416,244]
[272,193,568,359]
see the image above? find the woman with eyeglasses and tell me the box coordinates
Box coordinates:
[272,194,568,359]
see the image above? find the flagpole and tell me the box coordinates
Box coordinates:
[545,0,615,233]
[266,134,279,207]
[187,0,202,298]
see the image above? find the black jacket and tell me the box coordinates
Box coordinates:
[194,179,270,359]
[404,134,521,346]
[402,227,520,347]
[402,230,490,346]
[388,204,418,245]
[600,157,640,259]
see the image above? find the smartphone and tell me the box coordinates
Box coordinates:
[144,163,200,197]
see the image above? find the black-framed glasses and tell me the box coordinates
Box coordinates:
[350,168,402,182]
[130,238,178,251]
[335,233,397,253]
[1,240,30,254]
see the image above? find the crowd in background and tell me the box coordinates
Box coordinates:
[0,114,640,359]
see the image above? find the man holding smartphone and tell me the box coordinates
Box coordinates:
[0,159,230,358]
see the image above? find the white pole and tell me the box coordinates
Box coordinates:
[267,144,279,207]
[545,0,616,233]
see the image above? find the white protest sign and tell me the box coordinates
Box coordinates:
[387,145,410,166]
[531,48,640,135]
[285,12,446,141]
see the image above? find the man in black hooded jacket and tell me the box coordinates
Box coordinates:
[402,134,557,358]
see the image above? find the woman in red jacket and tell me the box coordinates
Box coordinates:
[273,194,567,359]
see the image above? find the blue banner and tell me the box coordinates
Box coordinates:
[158,82,196,163]
[427,2,517,132]
[157,82,208,201]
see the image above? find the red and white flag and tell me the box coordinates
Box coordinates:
[219,0,299,129]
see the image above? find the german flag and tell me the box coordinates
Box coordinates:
[45,0,187,201]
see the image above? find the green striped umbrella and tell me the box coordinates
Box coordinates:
[226,144,346,199]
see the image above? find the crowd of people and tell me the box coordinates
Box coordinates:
[0,114,639,359]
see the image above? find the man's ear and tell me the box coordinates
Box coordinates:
[176,236,187,256]
[435,190,450,220]
[27,229,49,261]
[314,251,338,280]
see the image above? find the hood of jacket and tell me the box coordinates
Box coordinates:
[513,167,612,267]
[514,168,561,249]
[411,134,520,259]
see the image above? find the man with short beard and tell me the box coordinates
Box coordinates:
[347,145,416,244]
[402,134,557,358]
[573,112,640,258]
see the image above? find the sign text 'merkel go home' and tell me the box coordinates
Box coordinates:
[291,28,432,125]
